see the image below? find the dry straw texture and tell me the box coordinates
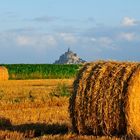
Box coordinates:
[0,66,9,80]
[69,61,140,137]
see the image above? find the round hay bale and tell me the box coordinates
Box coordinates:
[69,61,140,137]
[0,66,9,80]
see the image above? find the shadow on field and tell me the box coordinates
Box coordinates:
[1,118,139,139]
[0,117,69,137]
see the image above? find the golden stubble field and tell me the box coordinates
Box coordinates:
[0,79,137,140]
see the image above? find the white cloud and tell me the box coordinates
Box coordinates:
[90,37,96,42]
[119,32,136,41]
[76,35,115,50]
[98,37,113,46]
[121,17,137,27]
[16,36,32,46]
[40,35,57,46]
[59,33,77,45]
[16,34,57,48]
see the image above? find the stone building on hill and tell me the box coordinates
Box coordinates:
[54,48,86,64]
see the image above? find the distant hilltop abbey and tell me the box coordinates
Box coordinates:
[54,48,86,64]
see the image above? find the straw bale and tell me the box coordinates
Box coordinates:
[0,66,9,80]
[69,61,140,137]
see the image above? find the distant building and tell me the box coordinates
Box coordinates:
[54,48,86,64]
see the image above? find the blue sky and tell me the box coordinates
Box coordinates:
[0,0,140,63]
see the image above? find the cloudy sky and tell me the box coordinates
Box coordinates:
[0,0,140,63]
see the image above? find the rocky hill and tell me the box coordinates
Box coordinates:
[54,48,86,64]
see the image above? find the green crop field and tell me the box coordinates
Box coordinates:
[3,64,81,80]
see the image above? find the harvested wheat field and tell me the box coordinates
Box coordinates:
[0,66,9,81]
[70,61,140,138]
[0,79,72,140]
[0,78,139,139]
